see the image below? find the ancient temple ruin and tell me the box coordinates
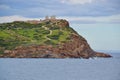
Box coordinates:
[45,15,56,20]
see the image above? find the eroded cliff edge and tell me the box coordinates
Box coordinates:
[0,19,112,58]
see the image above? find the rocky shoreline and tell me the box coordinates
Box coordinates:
[0,34,112,59]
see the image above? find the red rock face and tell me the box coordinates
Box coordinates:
[94,52,112,58]
[0,34,112,58]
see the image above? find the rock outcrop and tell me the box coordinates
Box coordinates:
[0,34,112,58]
[0,19,112,58]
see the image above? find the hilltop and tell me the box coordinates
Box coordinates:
[0,17,111,58]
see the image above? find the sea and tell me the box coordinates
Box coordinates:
[0,52,120,80]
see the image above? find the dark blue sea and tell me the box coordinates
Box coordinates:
[0,52,120,80]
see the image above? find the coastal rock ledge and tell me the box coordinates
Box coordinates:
[0,19,112,58]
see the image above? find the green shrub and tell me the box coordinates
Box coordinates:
[33,34,43,40]
[0,47,5,54]
[44,40,55,45]
[47,35,59,40]
[42,30,50,34]
[49,26,60,30]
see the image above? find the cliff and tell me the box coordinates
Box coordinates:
[0,19,111,58]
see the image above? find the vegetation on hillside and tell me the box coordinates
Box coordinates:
[0,20,76,54]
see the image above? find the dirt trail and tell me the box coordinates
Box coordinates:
[42,26,52,40]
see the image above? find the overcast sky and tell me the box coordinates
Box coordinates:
[0,0,120,51]
[0,0,120,23]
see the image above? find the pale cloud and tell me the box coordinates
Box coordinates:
[60,14,120,23]
[61,0,94,4]
[0,14,120,24]
[0,15,40,23]
[60,0,107,5]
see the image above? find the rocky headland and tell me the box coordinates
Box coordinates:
[0,17,112,58]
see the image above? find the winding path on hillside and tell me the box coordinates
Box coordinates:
[42,26,52,40]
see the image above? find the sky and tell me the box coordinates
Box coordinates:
[0,0,120,51]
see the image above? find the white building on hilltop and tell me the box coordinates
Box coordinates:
[45,15,56,20]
